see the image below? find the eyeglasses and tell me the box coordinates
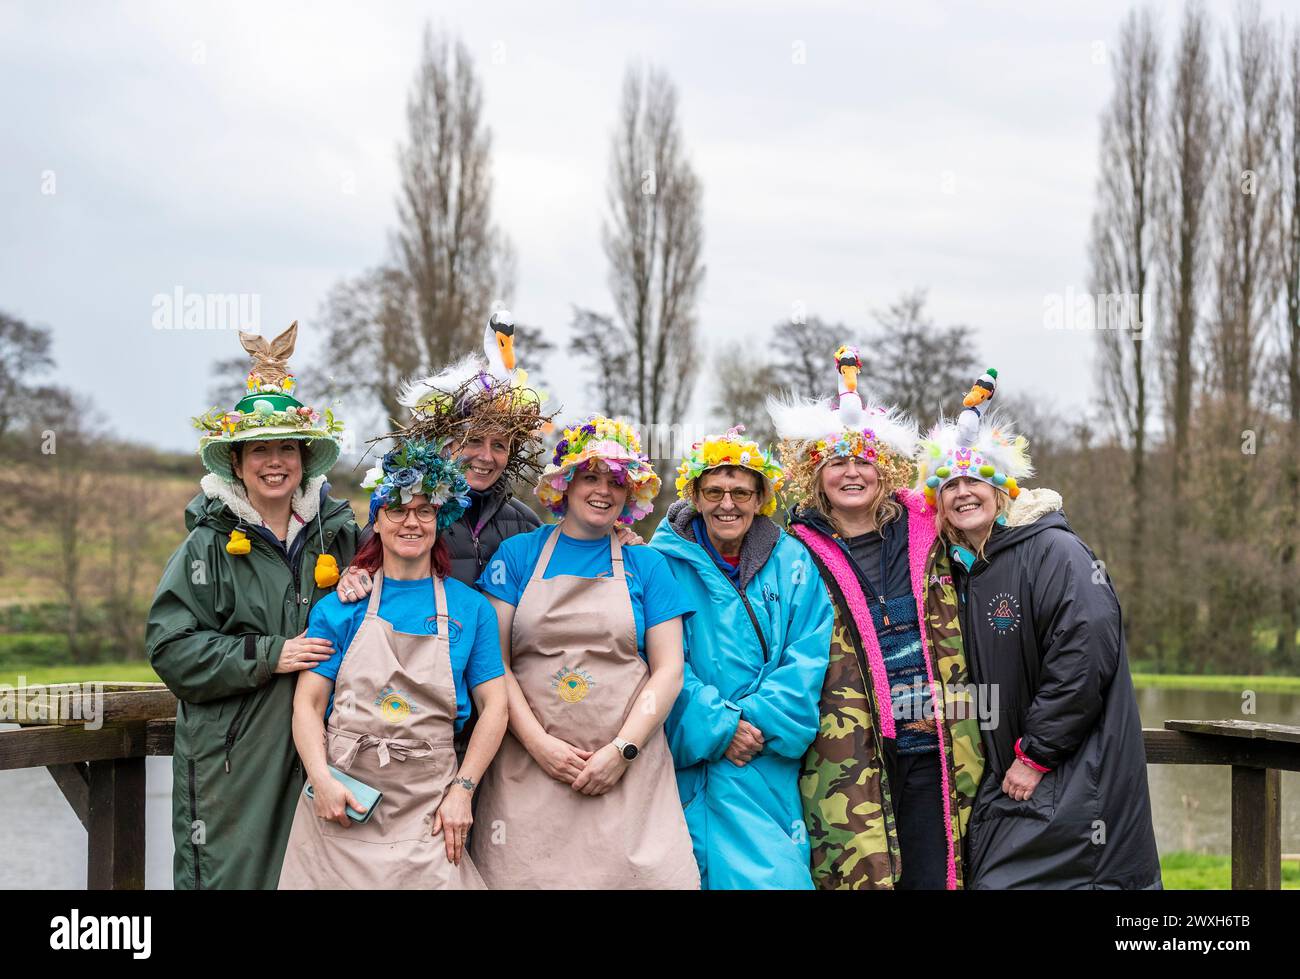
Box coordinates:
[699,487,757,503]
[381,504,438,524]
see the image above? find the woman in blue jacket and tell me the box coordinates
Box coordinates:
[650,426,833,889]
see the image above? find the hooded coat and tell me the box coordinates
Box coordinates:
[650,500,833,889]
[950,489,1161,889]
[145,475,358,889]
[442,483,541,587]
[788,489,984,889]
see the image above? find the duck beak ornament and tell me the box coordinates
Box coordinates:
[490,311,516,373]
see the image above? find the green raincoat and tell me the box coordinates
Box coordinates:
[145,475,357,889]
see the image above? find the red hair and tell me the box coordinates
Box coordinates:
[352,528,453,579]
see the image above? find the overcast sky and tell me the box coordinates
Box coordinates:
[2,0,1292,454]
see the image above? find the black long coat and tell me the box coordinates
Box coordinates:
[951,504,1161,889]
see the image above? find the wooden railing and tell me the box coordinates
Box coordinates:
[2,684,1298,889]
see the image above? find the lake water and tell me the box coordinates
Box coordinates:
[2,686,1297,888]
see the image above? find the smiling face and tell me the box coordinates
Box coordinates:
[374,494,438,566]
[230,439,303,508]
[456,428,509,492]
[565,463,630,533]
[938,476,1000,541]
[695,467,762,552]
[819,455,882,520]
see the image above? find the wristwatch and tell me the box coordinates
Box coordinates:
[612,737,639,761]
[450,775,477,792]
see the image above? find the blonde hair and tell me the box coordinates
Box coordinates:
[934,488,1012,559]
[813,464,903,536]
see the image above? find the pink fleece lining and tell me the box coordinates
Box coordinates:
[897,489,957,890]
[792,524,895,740]
[794,489,959,890]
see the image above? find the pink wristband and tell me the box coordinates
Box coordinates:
[1015,738,1051,773]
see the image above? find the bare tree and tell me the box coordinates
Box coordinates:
[316,26,512,425]
[1157,1,1218,664]
[768,316,861,400]
[568,307,635,417]
[711,348,779,447]
[0,312,55,439]
[1211,1,1280,405]
[1276,23,1300,666]
[866,289,980,425]
[575,64,704,429]
[1090,7,1160,654]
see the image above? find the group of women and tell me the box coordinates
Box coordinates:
[146,318,1161,890]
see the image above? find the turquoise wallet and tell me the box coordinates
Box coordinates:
[304,766,383,824]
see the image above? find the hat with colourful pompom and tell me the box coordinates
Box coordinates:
[674,425,784,516]
[915,367,1033,507]
[536,415,660,524]
[193,322,344,481]
[767,344,919,504]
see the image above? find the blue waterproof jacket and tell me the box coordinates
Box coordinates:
[650,501,833,889]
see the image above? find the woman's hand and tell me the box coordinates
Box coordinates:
[311,772,366,827]
[571,743,629,796]
[336,566,372,604]
[613,524,645,546]
[1001,759,1044,801]
[724,719,764,766]
[431,784,473,864]
[275,631,334,674]
[527,733,592,784]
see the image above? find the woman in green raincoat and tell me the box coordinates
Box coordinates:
[146,323,357,889]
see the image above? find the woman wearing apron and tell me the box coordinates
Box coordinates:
[471,416,699,889]
[279,437,509,889]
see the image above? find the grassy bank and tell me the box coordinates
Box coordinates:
[1,662,161,687]
[1161,851,1300,889]
[1132,673,1300,694]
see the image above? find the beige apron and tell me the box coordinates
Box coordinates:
[279,571,486,890]
[470,525,699,889]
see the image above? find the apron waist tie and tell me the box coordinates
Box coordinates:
[337,733,444,769]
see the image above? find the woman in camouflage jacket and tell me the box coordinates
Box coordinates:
[770,346,984,889]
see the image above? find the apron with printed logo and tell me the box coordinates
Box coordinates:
[279,571,486,889]
[470,526,699,889]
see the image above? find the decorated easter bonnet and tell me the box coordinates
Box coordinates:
[767,344,919,504]
[674,425,784,517]
[916,367,1033,507]
[360,435,472,531]
[194,322,344,481]
[395,310,554,485]
[536,415,660,524]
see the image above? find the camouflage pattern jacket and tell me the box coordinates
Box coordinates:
[789,490,984,889]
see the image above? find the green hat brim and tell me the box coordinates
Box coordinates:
[200,429,340,481]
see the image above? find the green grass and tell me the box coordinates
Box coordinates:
[1132,673,1300,694]
[0,661,160,687]
[1161,851,1300,889]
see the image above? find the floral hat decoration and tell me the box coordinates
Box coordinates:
[193,322,345,481]
[360,436,472,531]
[915,367,1033,507]
[536,415,660,524]
[674,425,784,516]
[767,344,919,505]
[395,310,555,486]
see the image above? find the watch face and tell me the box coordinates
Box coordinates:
[621,744,638,760]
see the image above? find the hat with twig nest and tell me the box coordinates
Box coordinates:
[193,322,345,481]
[393,310,555,486]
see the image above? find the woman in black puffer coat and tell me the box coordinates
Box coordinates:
[916,382,1160,890]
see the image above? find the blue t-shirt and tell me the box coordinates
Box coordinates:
[476,524,694,654]
[308,575,504,731]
